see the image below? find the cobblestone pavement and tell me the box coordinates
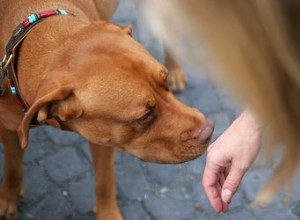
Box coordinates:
[1,0,300,219]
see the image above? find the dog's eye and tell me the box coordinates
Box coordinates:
[136,111,152,125]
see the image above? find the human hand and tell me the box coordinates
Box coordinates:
[202,110,263,213]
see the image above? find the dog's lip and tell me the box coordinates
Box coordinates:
[136,144,208,164]
[136,149,204,164]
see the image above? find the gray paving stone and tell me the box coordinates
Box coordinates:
[183,157,206,176]
[191,183,217,214]
[192,178,246,215]
[20,190,73,220]
[142,163,190,188]
[28,127,53,144]
[144,195,195,220]
[68,175,95,214]
[253,203,298,220]
[43,126,82,146]
[190,176,250,215]
[74,138,92,162]
[210,209,255,220]
[241,167,283,205]
[290,173,300,203]
[23,165,55,203]
[28,126,51,149]
[68,212,94,220]
[24,140,54,163]
[121,202,151,220]
[116,154,149,200]
[290,201,300,218]
[159,186,193,201]
[43,147,91,183]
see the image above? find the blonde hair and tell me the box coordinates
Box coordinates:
[146,0,300,204]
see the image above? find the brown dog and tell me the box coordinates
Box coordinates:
[0,0,214,219]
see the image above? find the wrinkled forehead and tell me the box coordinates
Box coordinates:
[76,59,160,110]
[67,29,164,76]
[77,72,156,119]
[78,32,166,88]
[68,29,167,117]
[92,32,161,71]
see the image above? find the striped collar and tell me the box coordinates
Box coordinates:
[0,9,75,112]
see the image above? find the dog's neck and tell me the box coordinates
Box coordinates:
[0,0,100,52]
[0,1,100,106]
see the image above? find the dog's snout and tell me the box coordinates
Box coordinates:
[197,119,214,144]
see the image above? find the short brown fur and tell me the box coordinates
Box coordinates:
[0,0,213,219]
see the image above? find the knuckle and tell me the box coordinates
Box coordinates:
[225,179,239,190]
[206,151,219,163]
[236,163,249,173]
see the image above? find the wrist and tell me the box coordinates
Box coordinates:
[234,109,264,136]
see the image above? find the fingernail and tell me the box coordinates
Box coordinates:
[222,189,232,203]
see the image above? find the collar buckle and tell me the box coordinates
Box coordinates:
[0,54,12,97]
[1,54,13,72]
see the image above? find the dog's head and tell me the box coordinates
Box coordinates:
[18,21,213,164]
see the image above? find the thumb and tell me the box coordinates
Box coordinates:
[221,167,246,203]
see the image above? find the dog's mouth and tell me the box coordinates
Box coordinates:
[136,142,209,165]
[177,142,209,163]
[123,120,214,165]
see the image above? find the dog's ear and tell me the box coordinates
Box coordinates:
[114,24,133,36]
[92,21,133,36]
[17,86,73,149]
[37,93,83,123]
[122,25,133,36]
[17,77,82,149]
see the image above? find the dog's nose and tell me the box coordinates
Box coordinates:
[197,119,214,144]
